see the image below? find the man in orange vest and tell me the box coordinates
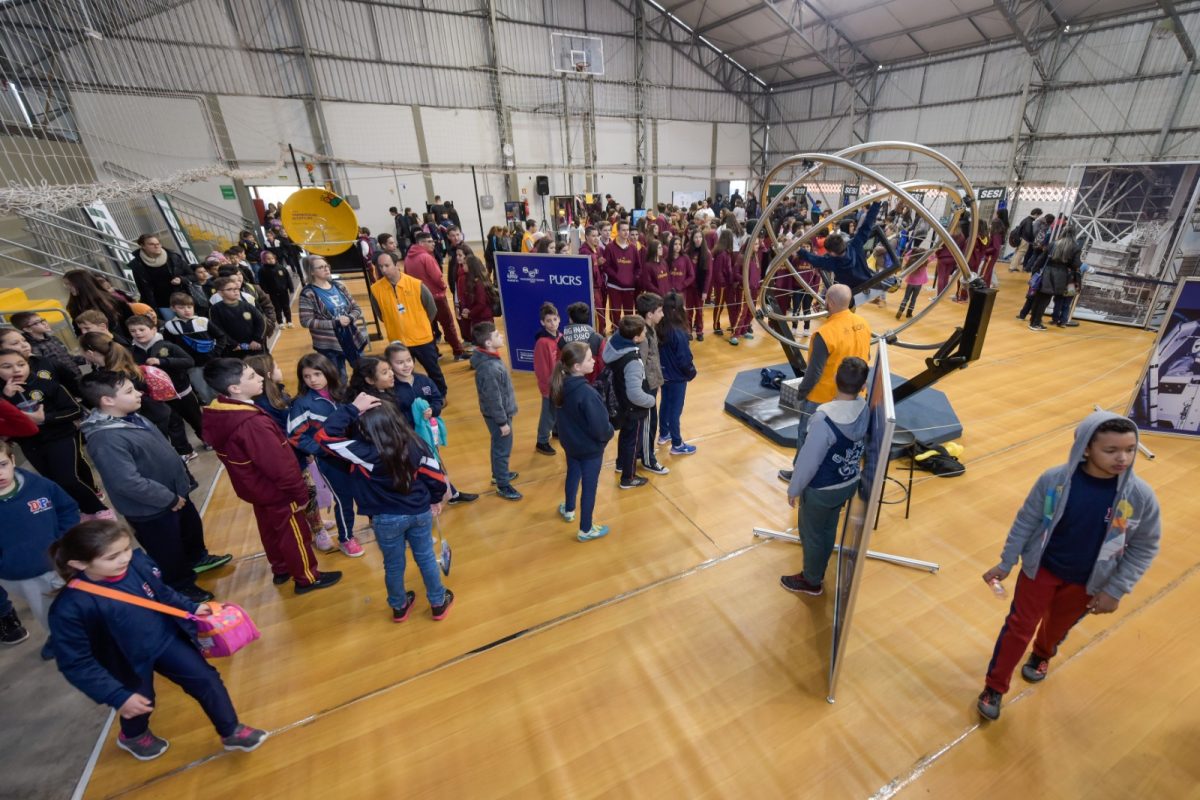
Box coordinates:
[369,251,447,396]
[778,283,871,483]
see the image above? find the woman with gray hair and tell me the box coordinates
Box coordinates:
[1029,223,1082,331]
[297,255,367,377]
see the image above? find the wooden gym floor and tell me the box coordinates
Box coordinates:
[80,267,1200,799]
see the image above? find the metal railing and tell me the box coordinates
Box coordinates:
[16,208,140,290]
[0,233,138,292]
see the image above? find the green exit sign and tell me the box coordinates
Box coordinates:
[220,185,235,200]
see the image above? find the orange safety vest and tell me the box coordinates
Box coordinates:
[810,309,871,404]
[370,275,433,347]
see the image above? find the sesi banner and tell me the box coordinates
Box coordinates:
[494,252,594,372]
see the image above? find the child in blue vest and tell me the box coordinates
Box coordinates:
[48,519,266,760]
[0,439,79,658]
[779,356,870,596]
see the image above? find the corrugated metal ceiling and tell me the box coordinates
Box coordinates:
[660,0,1165,87]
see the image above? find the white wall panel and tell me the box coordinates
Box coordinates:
[595,118,636,169]
[716,123,749,171]
[422,108,499,166]
[921,55,983,103]
[323,102,419,164]
[877,66,924,108]
[220,96,312,164]
[656,120,711,168]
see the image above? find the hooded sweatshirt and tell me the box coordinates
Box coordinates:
[202,396,309,507]
[533,328,562,398]
[0,468,79,580]
[130,333,195,394]
[81,410,193,520]
[602,333,654,414]
[556,375,614,460]
[797,201,882,287]
[996,411,1161,599]
[788,398,871,495]
[470,349,517,426]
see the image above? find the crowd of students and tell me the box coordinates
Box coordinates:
[0,188,1163,764]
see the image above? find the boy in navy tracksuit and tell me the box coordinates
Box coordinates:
[976,412,1162,721]
[164,291,229,404]
[127,314,204,455]
[796,201,884,302]
[780,357,870,597]
[0,439,79,656]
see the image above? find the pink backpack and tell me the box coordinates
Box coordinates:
[68,579,259,658]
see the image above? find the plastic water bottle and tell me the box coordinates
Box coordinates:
[990,579,1007,599]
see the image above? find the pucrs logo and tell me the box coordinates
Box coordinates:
[507,265,519,282]
[521,266,541,280]
[549,274,583,286]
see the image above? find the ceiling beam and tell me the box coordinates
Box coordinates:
[760,0,877,92]
[1156,0,1197,61]
[692,2,768,36]
[992,0,1049,81]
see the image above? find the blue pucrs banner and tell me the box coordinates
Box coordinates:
[494,252,594,372]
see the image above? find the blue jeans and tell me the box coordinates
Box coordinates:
[372,510,445,609]
[317,348,348,380]
[659,381,688,446]
[564,454,603,531]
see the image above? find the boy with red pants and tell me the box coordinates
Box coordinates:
[977,412,1161,721]
[201,358,342,594]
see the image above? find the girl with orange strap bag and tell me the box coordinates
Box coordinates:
[47,520,267,762]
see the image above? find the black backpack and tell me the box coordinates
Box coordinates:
[1007,227,1022,248]
[593,364,622,422]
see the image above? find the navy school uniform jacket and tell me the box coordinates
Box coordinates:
[556,376,614,460]
[393,374,444,422]
[0,468,80,580]
[287,390,351,475]
[163,315,229,365]
[130,334,195,394]
[9,367,83,449]
[658,326,697,383]
[49,550,201,710]
[315,403,448,517]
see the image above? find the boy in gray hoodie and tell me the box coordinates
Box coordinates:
[601,315,657,489]
[977,411,1161,721]
[469,322,521,501]
[780,357,870,597]
[79,371,231,602]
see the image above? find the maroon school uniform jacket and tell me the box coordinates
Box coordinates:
[603,240,641,291]
[640,258,670,294]
[710,250,734,289]
[665,254,694,295]
[579,242,606,295]
[202,397,308,507]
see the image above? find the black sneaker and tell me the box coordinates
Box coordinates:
[1021,653,1049,683]
[0,609,29,646]
[535,442,557,456]
[222,725,269,752]
[697,333,704,341]
[641,462,670,475]
[193,553,233,574]
[447,491,479,505]
[271,573,291,586]
[714,327,724,336]
[619,476,649,489]
[490,472,519,484]
[431,589,455,620]
[977,687,1003,721]
[777,469,793,484]
[117,731,169,761]
[294,571,343,595]
[392,590,416,623]
[1028,323,1048,331]
[779,573,823,595]
[496,484,523,501]
[453,353,470,361]
[181,586,215,603]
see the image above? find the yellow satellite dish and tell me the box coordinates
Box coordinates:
[280,188,358,256]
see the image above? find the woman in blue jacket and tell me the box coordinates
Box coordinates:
[553,342,615,542]
[48,520,265,761]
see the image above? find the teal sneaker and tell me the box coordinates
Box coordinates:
[577,524,609,542]
[558,503,575,523]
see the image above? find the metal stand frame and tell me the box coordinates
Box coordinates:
[752,526,939,573]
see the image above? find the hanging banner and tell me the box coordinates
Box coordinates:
[153,194,199,265]
[841,183,860,208]
[495,252,594,372]
[1127,277,1200,436]
[83,201,136,284]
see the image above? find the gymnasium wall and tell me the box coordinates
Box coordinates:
[30,0,756,244]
